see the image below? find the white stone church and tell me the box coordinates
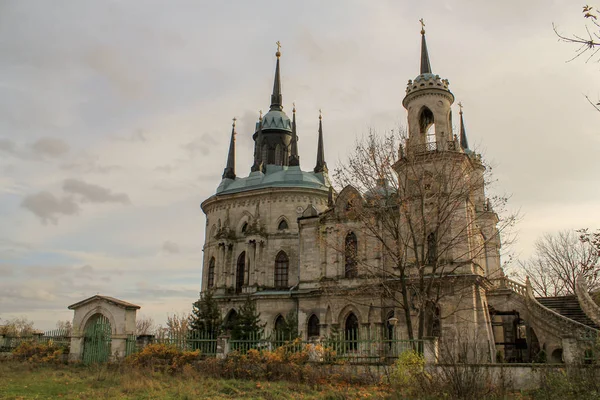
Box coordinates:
[200,29,600,362]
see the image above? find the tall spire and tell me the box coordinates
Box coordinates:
[458,102,469,151]
[270,41,283,111]
[314,110,328,173]
[222,118,237,180]
[419,18,432,74]
[289,102,300,166]
[251,111,264,172]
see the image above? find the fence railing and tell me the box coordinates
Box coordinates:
[0,329,71,351]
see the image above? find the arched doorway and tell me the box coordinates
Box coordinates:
[82,313,112,364]
[274,315,286,340]
[307,314,320,340]
[345,313,359,351]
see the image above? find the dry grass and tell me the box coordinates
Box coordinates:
[0,361,391,399]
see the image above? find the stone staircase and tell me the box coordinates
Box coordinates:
[537,295,599,330]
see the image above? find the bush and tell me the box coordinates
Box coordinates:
[390,350,428,397]
[12,341,66,363]
[125,343,200,373]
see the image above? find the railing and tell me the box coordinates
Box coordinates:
[150,331,218,356]
[229,329,422,364]
[0,329,70,351]
[411,141,458,155]
[492,277,599,341]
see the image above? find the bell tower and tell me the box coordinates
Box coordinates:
[403,20,455,154]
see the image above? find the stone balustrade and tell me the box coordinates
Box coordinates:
[575,275,600,327]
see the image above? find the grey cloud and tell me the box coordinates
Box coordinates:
[21,191,79,224]
[162,240,180,254]
[62,179,131,204]
[60,160,121,174]
[183,133,218,157]
[155,165,175,174]
[31,137,70,158]
[0,139,17,155]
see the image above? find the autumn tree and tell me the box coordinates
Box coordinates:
[518,230,600,297]
[325,129,515,343]
[135,315,155,335]
[0,317,35,336]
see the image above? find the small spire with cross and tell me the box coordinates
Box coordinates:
[419,18,426,35]
[293,102,296,113]
[259,109,263,120]
[319,108,322,120]
[232,117,237,128]
[276,41,281,58]
[458,102,464,114]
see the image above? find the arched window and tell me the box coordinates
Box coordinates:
[427,232,437,264]
[274,251,289,289]
[345,312,359,351]
[307,314,320,339]
[236,252,246,294]
[223,309,238,332]
[207,257,215,288]
[275,144,282,165]
[274,315,286,339]
[345,232,358,278]
[386,311,395,342]
[241,222,248,234]
[277,219,289,230]
[419,107,436,150]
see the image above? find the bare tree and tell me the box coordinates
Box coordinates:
[0,317,35,336]
[159,312,189,339]
[554,5,600,111]
[518,230,600,297]
[135,315,155,335]
[322,129,516,342]
[56,320,72,335]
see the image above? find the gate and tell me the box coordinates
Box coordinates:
[82,315,112,364]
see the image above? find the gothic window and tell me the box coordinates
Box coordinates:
[277,219,289,230]
[345,312,359,351]
[274,251,289,289]
[307,314,320,339]
[345,232,358,278]
[386,311,395,342]
[427,232,437,264]
[241,222,248,234]
[207,257,215,288]
[275,144,282,165]
[236,252,246,294]
[261,144,268,165]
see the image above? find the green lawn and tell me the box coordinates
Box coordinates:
[0,362,390,399]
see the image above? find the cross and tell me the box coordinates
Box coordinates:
[259,110,263,119]
[458,102,463,113]
[293,102,296,112]
[276,41,281,52]
[319,108,322,119]
[232,117,237,128]
[419,18,425,34]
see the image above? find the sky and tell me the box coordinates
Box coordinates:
[1,0,599,331]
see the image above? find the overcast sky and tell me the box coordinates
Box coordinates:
[1,0,599,330]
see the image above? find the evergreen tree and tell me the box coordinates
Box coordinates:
[231,296,265,340]
[189,289,221,336]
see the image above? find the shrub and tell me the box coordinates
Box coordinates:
[125,343,200,373]
[390,350,428,397]
[12,341,66,363]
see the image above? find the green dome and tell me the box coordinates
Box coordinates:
[256,110,292,132]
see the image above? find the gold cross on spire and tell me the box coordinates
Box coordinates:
[419,18,425,34]
[319,108,322,120]
[293,102,296,113]
[458,102,463,114]
[232,117,237,128]
[259,110,263,120]
[276,41,281,57]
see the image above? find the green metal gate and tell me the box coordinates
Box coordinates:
[82,315,112,364]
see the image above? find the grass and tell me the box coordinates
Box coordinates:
[0,362,391,399]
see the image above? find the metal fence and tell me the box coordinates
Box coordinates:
[0,329,70,352]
